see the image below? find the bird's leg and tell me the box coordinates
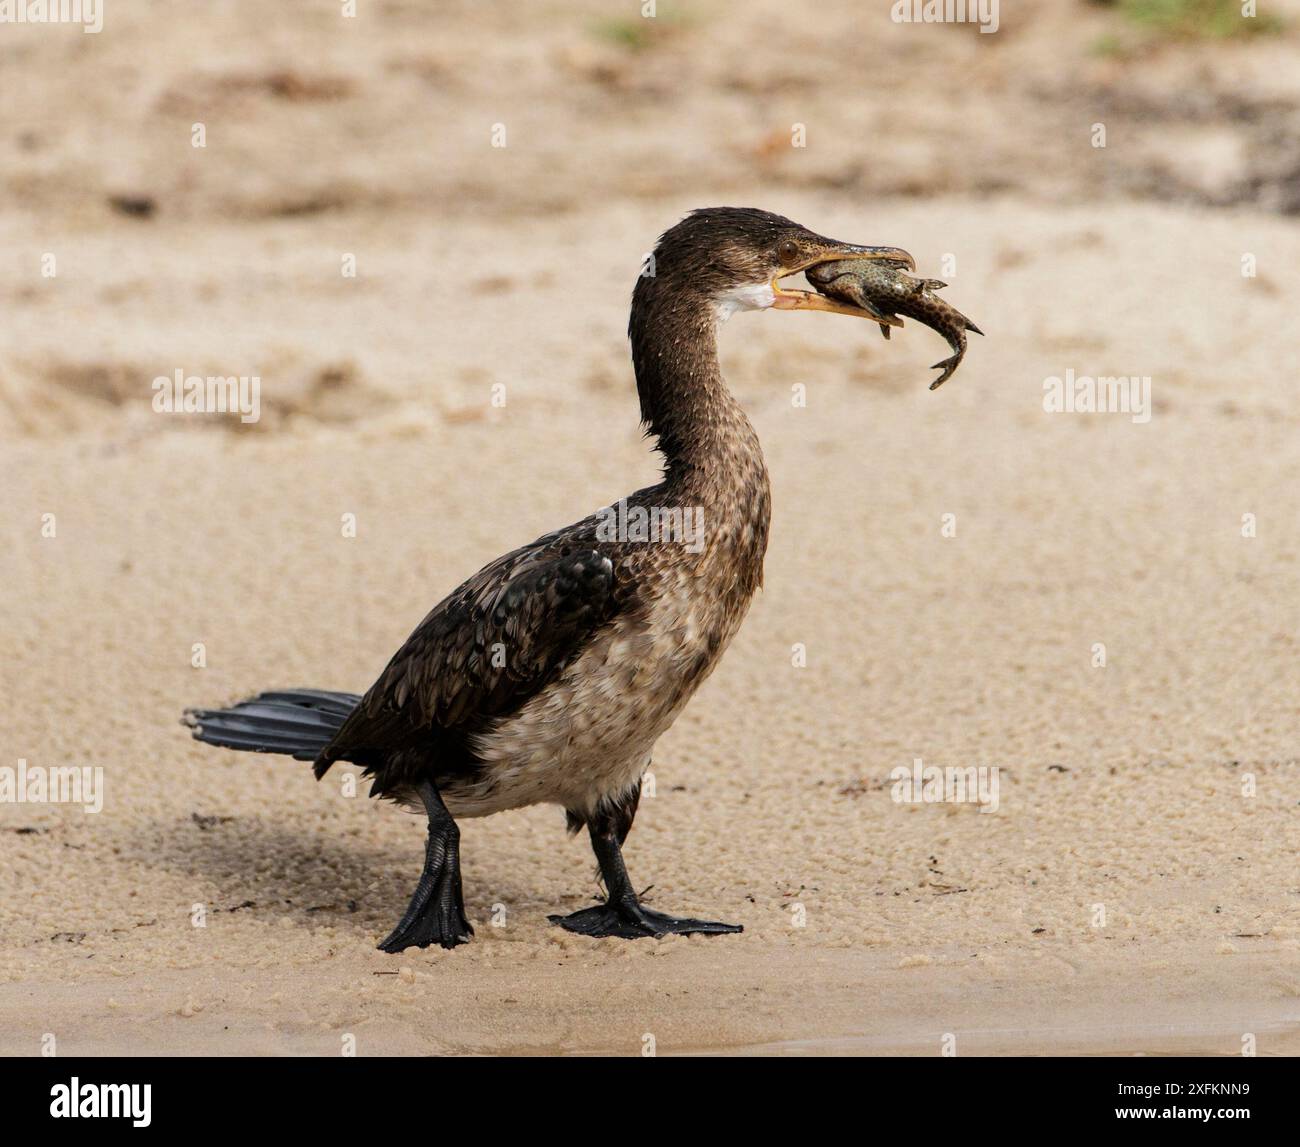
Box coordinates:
[549,785,742,939]
[378,778,473,952]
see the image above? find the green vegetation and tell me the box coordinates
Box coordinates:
[590,5,693,52]
[1089,32,1127,56]
[1117,0,1282,39]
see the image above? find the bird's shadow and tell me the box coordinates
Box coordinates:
[126,814,536,941]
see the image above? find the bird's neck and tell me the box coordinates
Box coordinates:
[629,293,772,597]
[630,295,767,497]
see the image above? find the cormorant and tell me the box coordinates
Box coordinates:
[185,207,915,952]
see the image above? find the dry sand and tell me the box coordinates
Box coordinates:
[2,1,1299,1056]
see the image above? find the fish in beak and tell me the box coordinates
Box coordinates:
[805,256,983,389]
[771,243,916,326]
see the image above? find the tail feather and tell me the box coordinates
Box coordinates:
[183,689,361,762]
[248,689,360,717]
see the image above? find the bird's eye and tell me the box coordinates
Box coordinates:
[777,240,801,267]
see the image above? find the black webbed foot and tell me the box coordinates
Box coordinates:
[378,781,473,953]
[549,900,742,939]
[553,787,743,941]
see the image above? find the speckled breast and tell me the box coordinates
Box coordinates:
[452,465,771,820]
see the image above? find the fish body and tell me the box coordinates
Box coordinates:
[806,258,982,389]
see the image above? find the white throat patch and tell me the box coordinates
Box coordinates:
[714,281,776,323]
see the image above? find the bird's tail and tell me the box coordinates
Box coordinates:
[183,689,361,761]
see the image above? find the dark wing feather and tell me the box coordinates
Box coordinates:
[314,539,616,780]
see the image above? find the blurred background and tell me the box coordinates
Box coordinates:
[3,0,1300,431]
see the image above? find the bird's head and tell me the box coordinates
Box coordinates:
[635,206,915,325]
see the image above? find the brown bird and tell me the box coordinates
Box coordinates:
[184,208,915,952]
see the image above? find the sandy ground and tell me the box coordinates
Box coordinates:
[3,2,1300,1056]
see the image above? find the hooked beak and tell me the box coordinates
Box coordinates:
[771,244,915,324]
